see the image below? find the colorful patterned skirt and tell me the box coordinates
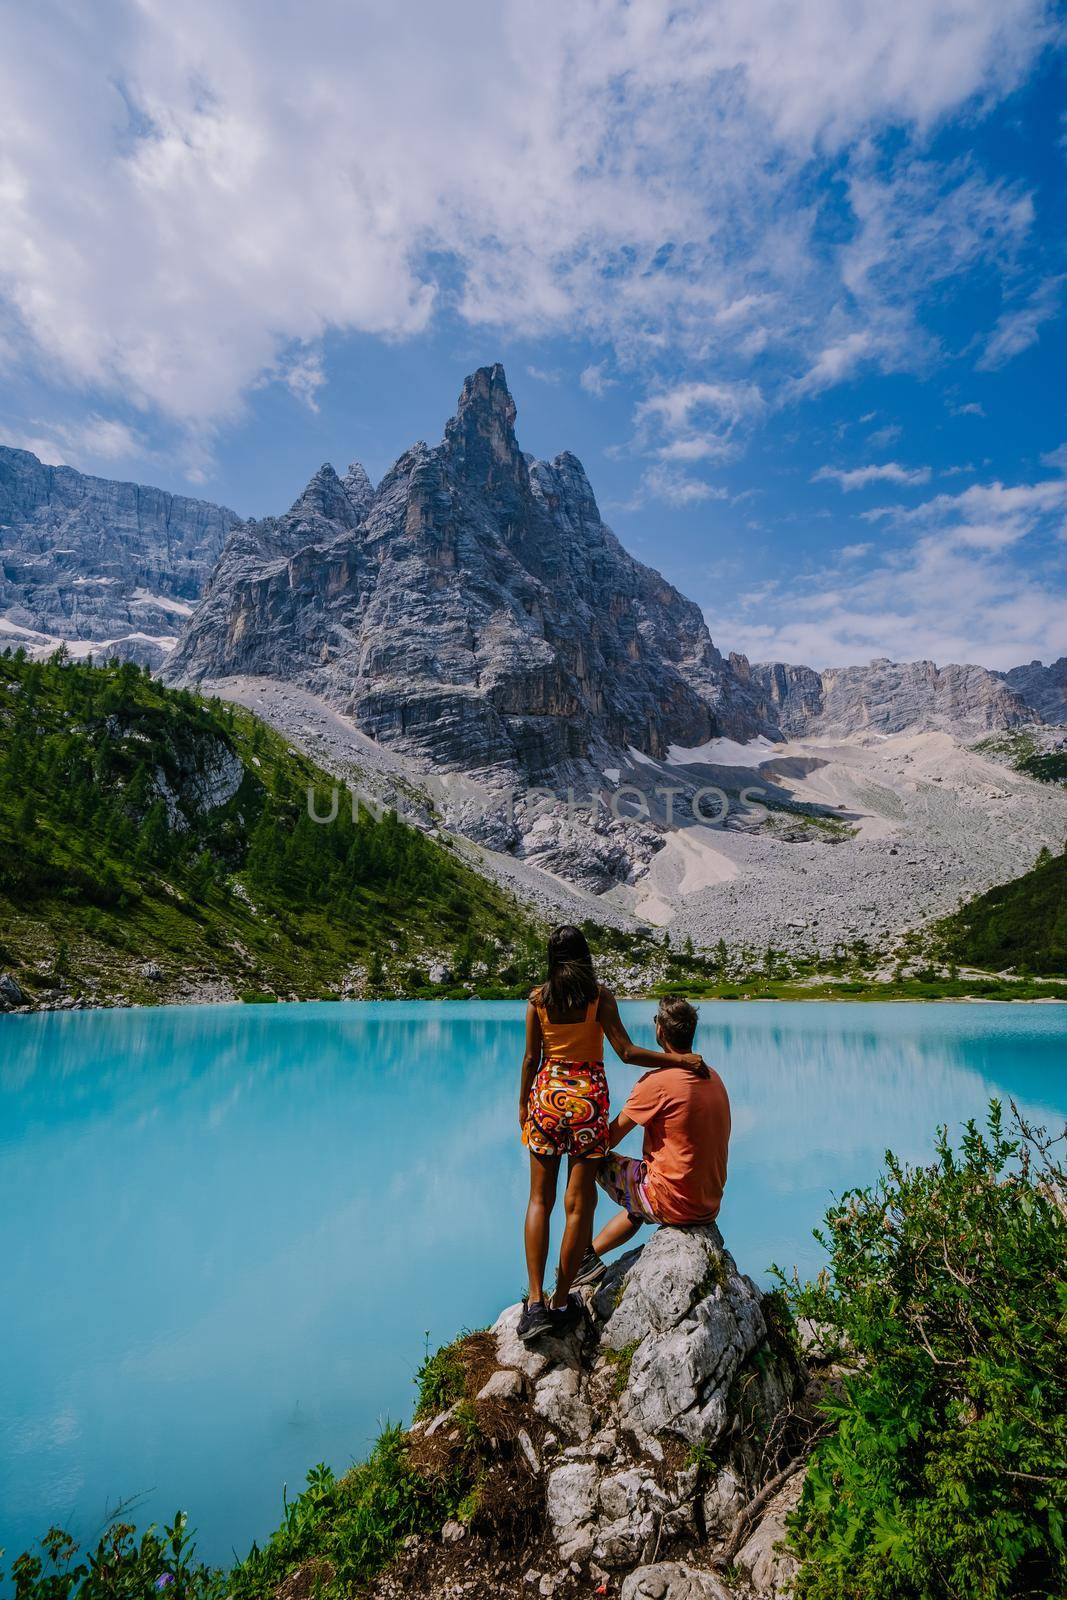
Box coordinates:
[523,1059,610,1158]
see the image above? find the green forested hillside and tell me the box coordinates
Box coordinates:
[0,650,541,1005]
[937,844,1067,976]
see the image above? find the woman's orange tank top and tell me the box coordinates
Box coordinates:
[535,993,604,1063]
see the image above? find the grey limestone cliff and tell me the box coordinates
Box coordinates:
[741,654,1034,740]
[0,446,236,665]
[998,658,1067,724]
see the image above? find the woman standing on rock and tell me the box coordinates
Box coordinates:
[517,925,704,1344]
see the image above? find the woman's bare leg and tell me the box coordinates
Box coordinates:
[550,1157,599,1308]
[525,1152,560,1303]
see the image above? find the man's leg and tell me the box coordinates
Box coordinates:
[524,1151,560,1304]
[550,1157,599,1309]
[592,1208,643,1258]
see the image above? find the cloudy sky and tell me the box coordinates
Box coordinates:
[2,0,1065,669]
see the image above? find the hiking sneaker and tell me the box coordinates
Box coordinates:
[517,1298,556,1345]
[570,1247,607,1289]
[548,1294,583,1335]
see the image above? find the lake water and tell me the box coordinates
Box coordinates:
[2,999,1064,1572]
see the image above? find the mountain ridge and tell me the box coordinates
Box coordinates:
[0,444,237,667]
[165,364,776,779]
[162,365,1054,770]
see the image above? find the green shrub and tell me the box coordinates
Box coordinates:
[7,1512,221,1600]
[413,1335,470,1420]
[779,1103,1067,1600]
[228,1431,465,1598]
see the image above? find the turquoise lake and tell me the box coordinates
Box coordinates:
[2,999,1065,1571]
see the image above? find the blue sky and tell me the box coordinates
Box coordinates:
[1,0,1065,670]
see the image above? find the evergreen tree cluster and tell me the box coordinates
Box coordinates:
[0,649,539,996]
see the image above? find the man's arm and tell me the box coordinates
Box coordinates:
[606,1109,637,1150]
[519,1002,543,1130]
[599,989,706,1075]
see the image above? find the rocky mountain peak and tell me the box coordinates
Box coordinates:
[343,461,376,518]
[442,363,528,509]
[289,461,367,529]
[166,363,771,783]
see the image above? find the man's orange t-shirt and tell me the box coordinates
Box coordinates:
[623,1065,730,1224]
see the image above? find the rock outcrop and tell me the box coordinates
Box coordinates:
[998,658,1067,725]
[743,655,1034,740]
[166,366,774,782]
[0,446,236,664]
[372,1224,825,1600]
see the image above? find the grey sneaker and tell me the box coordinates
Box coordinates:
[570,1248,607,1289]
[517,1298,556,1344]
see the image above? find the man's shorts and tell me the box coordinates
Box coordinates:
[596,1153,661,1224]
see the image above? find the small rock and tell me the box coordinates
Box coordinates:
[534,1363,595,1441]
[441,1520,467,1544]
[424,1403,460,1438]
[517,1428,541,1473]
[546,1461,600,1562]
[477,1368,526,1402]
[0,972,26,1008]
[138,961,164,981]
[735,1472,806,1596]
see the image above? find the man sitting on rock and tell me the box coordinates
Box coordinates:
[571,997,731,1285]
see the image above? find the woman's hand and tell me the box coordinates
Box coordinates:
[518,1100,529,1132]
[679,1052,710,1079]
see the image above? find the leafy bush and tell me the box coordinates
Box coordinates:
[4,1429,471,1600]
[227,1430,465,1597]
[413,1334,471,1421]
[7,1512,221,1600]
[780,1103,1067,1600]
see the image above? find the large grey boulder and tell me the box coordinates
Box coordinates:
[620,1562,733,1600]
[602,1226,769,1447]
[488,1223,803,1582]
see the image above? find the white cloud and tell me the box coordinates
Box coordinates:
[813,461,932,491]
[1041,443,1067,473]
[791,331,877,397]
[867,423,902,448]
[632,380,764,465]
[978,275,1063,368]
[3,414,145,470]
[840,542,873,560]
[0,0,1053,446]
[952,400,986,416]
[579,362,616,398]
[526,364,562,384]
[619,465,730,510]
[717,469,1067,668]
[279,347,326,412]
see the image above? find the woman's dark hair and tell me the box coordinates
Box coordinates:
[539,925,598,1015]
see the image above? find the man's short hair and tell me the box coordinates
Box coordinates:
[656,996,698,1052]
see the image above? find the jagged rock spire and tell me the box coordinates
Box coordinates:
[443,364,528,511]
[343,461,375,519]
[289,462,370,529]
